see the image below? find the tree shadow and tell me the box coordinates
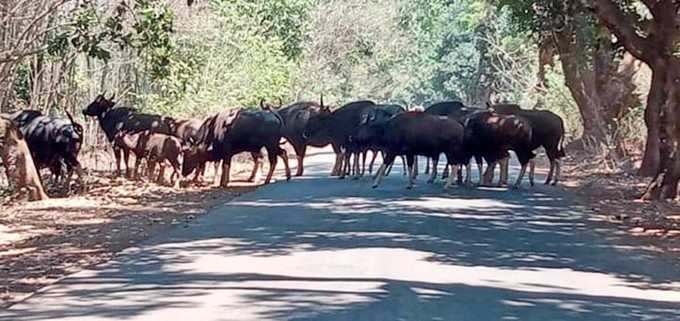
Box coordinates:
[2,155,680,320]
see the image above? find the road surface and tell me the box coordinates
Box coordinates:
[2,149,680,320]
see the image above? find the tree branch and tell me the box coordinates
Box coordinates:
[584,0,655,63]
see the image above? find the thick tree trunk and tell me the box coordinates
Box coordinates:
[642,59,680,200]
[557,46,609,146]
[639,66,665,176]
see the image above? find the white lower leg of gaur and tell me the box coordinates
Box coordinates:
[413,157,419,178]
[553,160,561,185]
[500,158,510,186]
[545,160,555,185]
[445,165,459,189]
[477,161,484,185]
[465,162,472,185]
[407,162,416,189]
[427,158,438,184]
[372,164,388,188]
[529,159,536,186]
[514,163,528,188]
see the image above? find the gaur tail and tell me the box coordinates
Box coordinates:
[558,126,566,158]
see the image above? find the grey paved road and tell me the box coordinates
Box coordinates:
[2,149,680,321]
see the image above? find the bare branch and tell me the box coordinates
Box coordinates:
[584,0,655,63]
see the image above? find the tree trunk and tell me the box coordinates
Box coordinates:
[556,42,609,146]
[642,58,680,200]
[639,66,665,176]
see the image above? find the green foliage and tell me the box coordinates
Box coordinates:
[49,0,179,80]
[138,0,296,116]
[11,64,31,105]
[215,0,315,60]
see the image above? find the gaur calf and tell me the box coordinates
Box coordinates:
[114,131,183,187]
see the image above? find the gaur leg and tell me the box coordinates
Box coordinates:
[552,159,561,186]
[360,150,367,177]
[147,159,157,182]
[413,157,419,178]
[264,150,278,184]
[427,155,439,184]
[545,159,555,185]
[544,145,560,185]
[424,157,430,175]
[193,162,205,184]
[169,156,182,188]
[331,145,342,176]
[247,152,262,183]
[406,154,417,189]
[529,159,536,187]
[513,162,529,189]
[157,162,167,185]
[369,150,379,174]
[213,160,222,186]
[220,158,232,188]
[482,160,497,186]
[385,151,395,176]
[442,164,449,179]
[339,151,351,179]
[401,156,407,176]
[372,153,396,189]
[293,143,306,177]
[123,149,132,179]
[475,155,484,184]
[465,161,473,186]
[65,161,85,194]
[113,146,122,178]
[445,165,460,190]
[354,152,363,179]
[499,158,509,186]
[133,154,142,180]
[279,147,292,181]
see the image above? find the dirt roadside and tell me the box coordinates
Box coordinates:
[561,154,680,245]
[0,167,258,309]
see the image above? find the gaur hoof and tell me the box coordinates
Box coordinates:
[372,184,378,189]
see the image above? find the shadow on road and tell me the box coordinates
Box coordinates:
[3,152,680,321]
